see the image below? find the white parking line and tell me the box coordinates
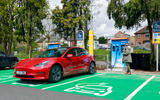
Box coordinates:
[0,75,13,80]
[125,75,155,100]
[42,74,104,90]
[0,72,13,76]
[0,79,19,84]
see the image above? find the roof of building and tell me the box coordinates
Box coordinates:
[135,26,149,34]
[115,31,130,36]
[115,31,124,34]
[111,38,128,40]
[48,43,61,45]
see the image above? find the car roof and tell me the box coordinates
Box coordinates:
[48,47,84,50]
[0,51,5,53]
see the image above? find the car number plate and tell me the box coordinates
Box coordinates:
[16,71,26,75]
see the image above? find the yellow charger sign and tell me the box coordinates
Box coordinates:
[152,33,160,44]
[89,30,94,55]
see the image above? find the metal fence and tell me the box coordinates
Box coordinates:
[94,54,111,62]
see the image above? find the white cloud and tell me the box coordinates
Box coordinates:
[47,0,62,9]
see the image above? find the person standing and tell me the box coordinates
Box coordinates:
[123,43,132,75]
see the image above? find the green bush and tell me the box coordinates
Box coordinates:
[133,49,151,54]
[17,51,41,60]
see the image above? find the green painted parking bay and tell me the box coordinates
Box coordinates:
[0,69,160,100]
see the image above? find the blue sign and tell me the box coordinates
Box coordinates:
[153,20,160,32]
[77,30,83,41]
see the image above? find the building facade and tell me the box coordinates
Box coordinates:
[114,31,130,38]
[114,31,135,46]
[134,26,150,48]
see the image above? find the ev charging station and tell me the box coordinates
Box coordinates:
[111,38,129,68]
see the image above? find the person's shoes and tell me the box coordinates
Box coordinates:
[125,72,131,75]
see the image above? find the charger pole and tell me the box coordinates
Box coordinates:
[156,44,159,71]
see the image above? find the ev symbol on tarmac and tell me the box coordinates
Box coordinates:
[64,83,112,96]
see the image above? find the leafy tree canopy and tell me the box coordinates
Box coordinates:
[99,36,107,44]
[52,0,91,47]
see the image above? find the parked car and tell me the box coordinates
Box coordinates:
[0,51,19,69]
[14,47,96,82]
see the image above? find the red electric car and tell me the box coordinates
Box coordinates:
[14,47,96,82]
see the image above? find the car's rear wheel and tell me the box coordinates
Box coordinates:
[88,62,95,74]
[49,65,62,83]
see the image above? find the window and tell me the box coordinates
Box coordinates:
[117,34,119,38]
[120,34,123,38]
[137,34,141,38]
[36,48,68,58]
[77,48,86,56]
[0,52,6,57]
[65,48,77,57]
[145,33,150,38]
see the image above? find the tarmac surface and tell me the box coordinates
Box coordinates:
[0,84,108,100]
[97,69,160,75]
[96,61,160,75]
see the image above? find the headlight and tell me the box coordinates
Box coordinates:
[35,61,50,67]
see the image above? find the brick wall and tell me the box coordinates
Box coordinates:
[114,31,129,38]
[135,33,150,45]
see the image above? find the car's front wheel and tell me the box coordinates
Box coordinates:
[88,62,95,74]
[49,65,62,83]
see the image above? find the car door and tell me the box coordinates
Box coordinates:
[63,48,81,74]
[77,48,90,70]
[0,52,8,67]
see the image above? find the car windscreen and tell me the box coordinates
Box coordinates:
[36,48,68,58]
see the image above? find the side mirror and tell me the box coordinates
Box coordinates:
[67,54,73,58]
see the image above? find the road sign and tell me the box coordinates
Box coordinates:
[152,33,160,44]
[77,30,83,41]
[152,20,160,71]
[153,20,160,32]
[77,30,84,48]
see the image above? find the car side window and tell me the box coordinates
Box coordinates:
[0,52,6,57]
[65,48,77,57]
[85,50,89,55]
[77,48,86,56]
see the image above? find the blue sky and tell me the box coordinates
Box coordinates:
[47,0,147,37]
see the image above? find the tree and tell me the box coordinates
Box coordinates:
[15,0,48,58]
[99,36,107,44]
[52,0,91,48]
[107,0,160,65]
[0,0,16,55]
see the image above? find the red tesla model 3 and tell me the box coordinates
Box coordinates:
[14,47,96,82]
